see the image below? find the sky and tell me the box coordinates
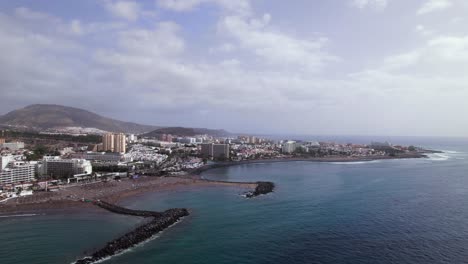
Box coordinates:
[0,0,467,137]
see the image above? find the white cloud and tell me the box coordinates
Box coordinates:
[104,0,140,21]
[210,43,236,53]
[2,4,468,136]
[14,7,58,21]
[115,22,185,57]
[0,11,87,111]
[70,20,84,35]
[218,14,338,72]
[417,0,452,15]
[157,0,251,15]
[351,0,388,10]
[415,24,434,37]
[381,34,468,75]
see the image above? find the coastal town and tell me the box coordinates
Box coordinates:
[0,128,431,205]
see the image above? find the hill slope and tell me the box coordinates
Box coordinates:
[0,104,158,134]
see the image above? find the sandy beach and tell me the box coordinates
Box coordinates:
[0,153,429,214]
[0,175,256,214]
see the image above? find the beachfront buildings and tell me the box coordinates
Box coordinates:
[0,137,5,144]
[282,141,297,153]
[201,143,230,159]
[0,160,36,185]
[102,133,126,153]
[41,157,92,179]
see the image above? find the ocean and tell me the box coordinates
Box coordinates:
[1,137,468,264]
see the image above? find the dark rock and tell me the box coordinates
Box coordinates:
[74,202,188,264]
[246,181,275,198]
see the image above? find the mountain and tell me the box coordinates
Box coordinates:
[0,104,158,134]
[142,127,229,137]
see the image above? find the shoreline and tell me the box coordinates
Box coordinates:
[0,177,256,215]
[0,152,432,215]
[191,153,429,175]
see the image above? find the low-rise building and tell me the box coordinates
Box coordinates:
[71,152,123,162]
[0,142,25,151]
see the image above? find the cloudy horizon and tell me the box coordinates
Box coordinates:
[1,0,467,137]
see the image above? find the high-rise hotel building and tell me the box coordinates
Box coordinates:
[102,133,126,153]
[102,133,115,152]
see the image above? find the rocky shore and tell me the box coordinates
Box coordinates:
[75,201,189,264]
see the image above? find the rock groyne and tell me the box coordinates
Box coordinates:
[246,182,275,198]
[74,202,189,264]
[94,200,162,217]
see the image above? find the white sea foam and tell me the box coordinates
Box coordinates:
[0,213,40,218]
[426,153,450,161]
[441,150,462,154]
[328,160,382,165]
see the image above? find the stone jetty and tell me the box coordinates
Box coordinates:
[246,182,275,198]
[74,177,274,263]
[74,202,189,264]
[94,200,163,217]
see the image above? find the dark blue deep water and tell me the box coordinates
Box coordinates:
[1,137,468,264]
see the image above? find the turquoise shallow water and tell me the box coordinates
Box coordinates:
[1,137,468,264]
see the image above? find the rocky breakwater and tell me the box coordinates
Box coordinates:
[94,200,163,217]
[74,201,189,264]
[246,182,275,198]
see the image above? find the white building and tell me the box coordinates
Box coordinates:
[42,158,92,179]
[0,155,15,170]
[71,152,122,162]
[128,134,137,143]
[0,142,25,151]
[0,161,36,185]
[282,141,297,154]
[60,147,74,155]
[180,137,197,144]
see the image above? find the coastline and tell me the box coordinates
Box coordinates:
[0,151,436,263]
[191,153,429,175]
[0,152,432,215]
[0,177,256,215]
